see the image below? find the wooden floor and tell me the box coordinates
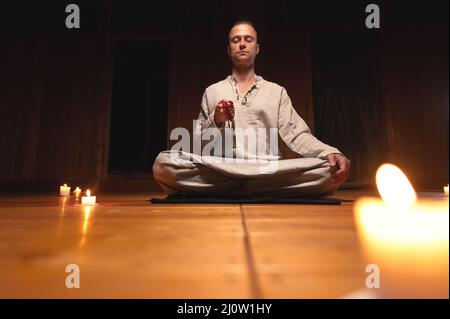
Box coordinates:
[0,190,443,298]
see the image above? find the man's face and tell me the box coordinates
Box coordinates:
[227,24,259,67]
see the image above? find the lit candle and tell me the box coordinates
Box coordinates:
[59,184,71,197]
[73,187,82,198]
[81,189,96,206]
[354,164,449,298]
[444,185,449,196]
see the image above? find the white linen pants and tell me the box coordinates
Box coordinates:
[152,150,340,198]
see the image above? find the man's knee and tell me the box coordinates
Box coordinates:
[152,151,171,182]
[315,160,343,196]
[322,172,345,196]
[321,181,340,196]
[152,152,180,194]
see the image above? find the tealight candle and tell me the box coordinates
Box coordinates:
[81,189,96,206]
[59,184,71,197]
[444,185,449,196]
[354,164,449,298]
[73,187,82,198]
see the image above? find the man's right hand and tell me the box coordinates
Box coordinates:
[214,100,235,126]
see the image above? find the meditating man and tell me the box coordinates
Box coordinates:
[153,21,350,197]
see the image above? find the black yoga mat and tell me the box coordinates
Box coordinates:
[149,195,341,205]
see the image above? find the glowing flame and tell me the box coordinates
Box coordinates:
[86,189,91,197]
[376,164,416,208]
[63,184,67,187]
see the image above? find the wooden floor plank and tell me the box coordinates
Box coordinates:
[241,200,366,298]
[0,195,250,298]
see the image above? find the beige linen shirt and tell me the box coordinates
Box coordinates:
[196,75,342,160]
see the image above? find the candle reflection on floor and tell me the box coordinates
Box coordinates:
[79,205,93,248]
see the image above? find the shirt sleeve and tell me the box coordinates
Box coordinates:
[278,87,342,159]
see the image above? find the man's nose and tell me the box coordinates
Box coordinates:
[239,41,246,49]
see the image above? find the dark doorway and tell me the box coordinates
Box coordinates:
[108,40,169,174]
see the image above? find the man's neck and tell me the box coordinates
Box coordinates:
[232,65,256,84]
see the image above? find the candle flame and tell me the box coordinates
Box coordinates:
[64,184,67,187]
[376,164,416,208]
[86,189,91,197]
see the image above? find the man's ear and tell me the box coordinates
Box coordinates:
[256,44,260,55]
[227,45,231,56]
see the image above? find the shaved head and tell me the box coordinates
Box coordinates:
[228,20,258,42]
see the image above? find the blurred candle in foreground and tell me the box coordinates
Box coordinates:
[354,164,449,298]
[81,189,96,206]
[444,185,449,196]
[59,184,71,197]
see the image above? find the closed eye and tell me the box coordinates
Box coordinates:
[230,35,255,43]
[231,36,241,43]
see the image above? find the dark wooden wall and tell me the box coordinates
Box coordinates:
[0,1,448,192]
[0,35,107,191]
[379,25,449,188]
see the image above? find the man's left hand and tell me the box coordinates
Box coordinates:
[326,153,351,185]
